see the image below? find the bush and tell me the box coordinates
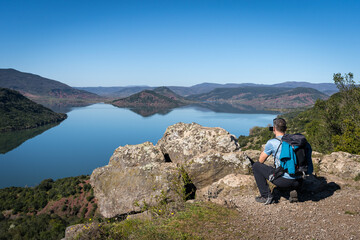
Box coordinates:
[86,195,94,202]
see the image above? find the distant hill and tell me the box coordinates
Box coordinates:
[188,87,329,110]
[111,87,187,109]
[0,69,102,106]
[152,86,189,102]
[271,81,338,95]
[75,86,154,98]
[0,88,67,132]
[77,82,337,98]
[169,82,265,96]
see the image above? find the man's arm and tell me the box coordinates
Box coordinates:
[259,151,269,163]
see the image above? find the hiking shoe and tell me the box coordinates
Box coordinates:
[255,196,266,203]
[289,190,298,203]
[255,195,273,205]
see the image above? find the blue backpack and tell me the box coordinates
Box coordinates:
[275,134,313,177]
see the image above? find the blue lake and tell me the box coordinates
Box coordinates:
[0,103,276,188]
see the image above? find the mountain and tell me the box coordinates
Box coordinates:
[111,87,187,109]
[0,88,67,132]
[76,81,337,99]
[75,86,154,98]
[169,82,266,96]
[111,86,155,98]
[0,69,102,106]
[271,81,338,95]
[152,86,188,102]
[188,87,329,110]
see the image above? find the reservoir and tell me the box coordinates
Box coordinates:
[0,103,276,188]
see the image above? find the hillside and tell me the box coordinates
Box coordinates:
[0,88,67,132]
[0,175,98,240]
[239,73,360,155]
[189,86,328,110]
[271,81,338,95]
[77,82,338,98]
[111,87,187,109]
[76,86,154,98]
[152,86,189,102]
[0,69,102,105]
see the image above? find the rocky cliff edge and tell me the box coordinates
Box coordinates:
[89,122,360,219]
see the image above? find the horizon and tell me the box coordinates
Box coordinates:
[1,0,359,87]
[1,68,336,88]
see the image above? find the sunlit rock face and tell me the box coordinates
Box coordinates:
[90,122,252,218]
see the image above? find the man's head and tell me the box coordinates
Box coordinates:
[273,118,287,134]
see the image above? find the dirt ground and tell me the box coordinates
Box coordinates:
[226,176,360,240]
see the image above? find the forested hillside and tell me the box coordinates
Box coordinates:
[0,88,67,132]
[0,176,97,240]
[0,69,102,106]
[239,73,360,155]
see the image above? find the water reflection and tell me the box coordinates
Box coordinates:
[0,122,60,154]
[120,102,280,117]
[192,102,280,114]
[129,107,174,117]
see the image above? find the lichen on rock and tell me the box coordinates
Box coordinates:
[90,122,249,218]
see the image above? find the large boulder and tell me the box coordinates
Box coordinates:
[90,142,181,218]
[157,123,251,189]
[318,151,360,180]
[196,173,257,205]
[109,141,165,168]
[184,151,252,189]
[90,123,251,218]
[156,122,240,164]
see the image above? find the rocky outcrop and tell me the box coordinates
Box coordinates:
[90,122,360,219]
[157,123,240,164]
[196,173,257,206]
[317,151,360,180]
[90,122,252,218]
[90,142,181,218]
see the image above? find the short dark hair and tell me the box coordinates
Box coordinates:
[273,118,287,133]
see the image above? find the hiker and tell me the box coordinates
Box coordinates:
[252,118,301,205]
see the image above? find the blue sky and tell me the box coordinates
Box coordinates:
[1,0,359,87]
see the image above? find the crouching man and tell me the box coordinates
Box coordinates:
[252,118,300,205]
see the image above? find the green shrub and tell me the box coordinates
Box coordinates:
[354,173,360,181]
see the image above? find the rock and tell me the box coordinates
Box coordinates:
[109,141,165,168]
[157,122,250,189]
[91,123,250,218]
[91,142,181,218]
[196,173,257,204]
[64,223,94,240]
[319,152,360,179]
[184,151,252,189]
[156,122,240,164]
[243,150,261,161]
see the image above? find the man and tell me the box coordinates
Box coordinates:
[252,118,300,205]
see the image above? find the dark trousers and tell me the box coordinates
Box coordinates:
[253,162,300,198]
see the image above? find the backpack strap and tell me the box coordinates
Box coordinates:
[273,137,282,168]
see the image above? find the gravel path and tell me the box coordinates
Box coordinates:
[229,184,360,240]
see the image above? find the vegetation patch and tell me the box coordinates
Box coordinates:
[354,173,360,182]
[75,202,245,240]
[0,175,98,240]
[239,73,360,155]
[0,88,67,132]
